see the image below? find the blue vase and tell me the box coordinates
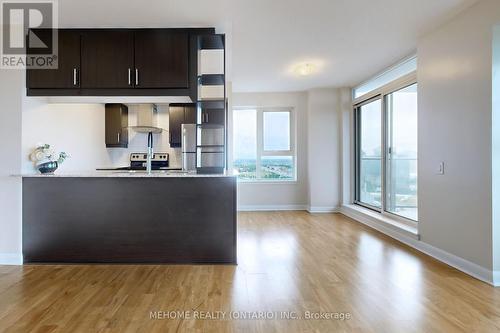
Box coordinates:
[38,161,58,174]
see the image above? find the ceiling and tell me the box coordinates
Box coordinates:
[58,0,477,92]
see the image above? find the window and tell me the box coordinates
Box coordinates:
[263,112,290,151]
[356,98,382,208]
[354,56,417,99]
[233,108,295,181]
[233,109,257,179]
[354,81,418,222]
[385,84,418,220]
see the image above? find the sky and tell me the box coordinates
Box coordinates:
[361,84,417,158]
[233,109,290,160]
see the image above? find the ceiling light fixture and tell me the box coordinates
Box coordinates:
[295,63,316,76]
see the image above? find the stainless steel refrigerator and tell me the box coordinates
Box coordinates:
[181,124,196,171]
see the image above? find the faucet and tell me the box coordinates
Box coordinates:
[147,132,153,174]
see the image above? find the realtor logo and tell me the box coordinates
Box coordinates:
[1,0,58,69]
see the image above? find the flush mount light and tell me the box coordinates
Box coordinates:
[295,63,316,76]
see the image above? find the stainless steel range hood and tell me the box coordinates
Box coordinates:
[129,104,163,134]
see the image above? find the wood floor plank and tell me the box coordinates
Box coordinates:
[1,211,499,332]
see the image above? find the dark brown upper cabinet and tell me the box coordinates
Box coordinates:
[197,100,226,126]
[105,104,129,148]
[169,103,196,148]
[81,31,134,89]
[26,28,215,97]
[27,30,81,89]
[184,105,197,124]
[134,30,189,89]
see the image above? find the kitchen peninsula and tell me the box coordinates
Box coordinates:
[20,26,233,264]
[22,172,237,264]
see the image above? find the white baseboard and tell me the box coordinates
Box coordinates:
[340,205,498,287]
[307,206,340,213]
[238,205,341,213]
[238,204,308,212]
[0,253,23,265]
[416,239,498,287]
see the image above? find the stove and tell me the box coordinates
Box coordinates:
[130,152,169,170]
[97,153,180,171]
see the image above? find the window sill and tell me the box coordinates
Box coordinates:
[237,179,298,185]
[341,204,419,240]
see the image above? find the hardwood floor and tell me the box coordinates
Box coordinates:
[1,211,500,332]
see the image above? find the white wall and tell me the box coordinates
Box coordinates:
[21,102,182,173]
[307,88,341,212]
[339,88,353,205]
[418,0,500,271]
[231,90,345,211]
[493,25,500,271]
[231,92,309,210]
[0,70,23,264]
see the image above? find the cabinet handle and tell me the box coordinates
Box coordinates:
[73,68,77,86]
[206,113,209,123]
[128,68,131,86]
[135,68,139,86]
[117,132,120,143]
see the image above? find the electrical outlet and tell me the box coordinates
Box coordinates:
[438,162,445,175]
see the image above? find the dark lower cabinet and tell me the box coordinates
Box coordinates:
[27,30,81,89]
[169,103,196,148]
[105,104,128,148]
[81,30,134,89]
[22,177,237,264]
[134,30,189,89]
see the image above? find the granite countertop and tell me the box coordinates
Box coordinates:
[15,170,236,178]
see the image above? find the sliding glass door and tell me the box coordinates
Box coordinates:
[385,84,418,220]
[356,98,382,209]
[354,82,418,222]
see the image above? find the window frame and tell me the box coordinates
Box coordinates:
[353,55,417,100]
[232,106,296,183]
[353,71,418,226]
[354,95,383,212]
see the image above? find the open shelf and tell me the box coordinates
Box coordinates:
[198,35,225,50]
[195,167,225,174]
[196,34,226,174]
[197,100,225,110]
[196,124,225,130]
[198,74,225,85]
[196,144,225,148]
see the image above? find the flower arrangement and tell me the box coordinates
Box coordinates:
[29,144,69,174]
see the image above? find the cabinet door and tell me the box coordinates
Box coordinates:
[27,30,81,89]
[184,105,197,124]
[169,106,185,148]
[197,101,225,126]
[81,31,134,89]
[200,109,225,126]
[134,30,189,88]
[105,104,128,148]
